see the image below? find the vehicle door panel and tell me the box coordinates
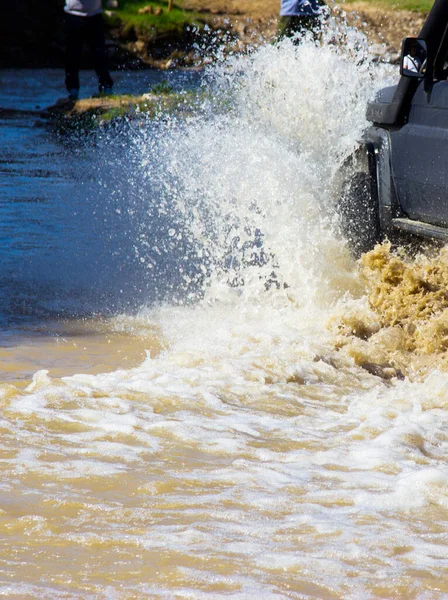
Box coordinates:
[390,81,448,226]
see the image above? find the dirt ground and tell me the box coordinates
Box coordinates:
[183,0,280,16]
[341,2,425,51]
[183,0,426,53]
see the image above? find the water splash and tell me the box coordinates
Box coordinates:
[5,23,448,599]
[112,31,394,315]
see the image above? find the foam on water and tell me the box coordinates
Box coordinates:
[2,27,448,598]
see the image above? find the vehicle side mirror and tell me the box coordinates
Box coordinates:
[400,38,427,78]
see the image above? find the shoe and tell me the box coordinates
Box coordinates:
[68,89,79,101]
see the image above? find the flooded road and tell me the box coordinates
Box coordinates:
[1,38,448,599]
[0,67,197,380]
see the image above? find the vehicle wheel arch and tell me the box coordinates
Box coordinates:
[335,136,384,258]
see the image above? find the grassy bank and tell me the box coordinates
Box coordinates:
[341,0,432,13]
[104,0,231,67]
[44,0,431,130]
[110,0,203,35]
[46,84,206,131]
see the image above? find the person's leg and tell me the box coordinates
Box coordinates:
[306,14,323,41]
[277,14,322,43]
[64,13,83,98]
[277,16,297,40]
[87,14,113,93]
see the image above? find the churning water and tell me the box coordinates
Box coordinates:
[1,25,448,599]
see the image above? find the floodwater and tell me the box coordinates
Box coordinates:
[1,32,448,599]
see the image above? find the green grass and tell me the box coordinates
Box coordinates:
[51,84,240,135]
[150,80,175,94]
[341,0,433,13]
[111,0,203,35]
[54,89,206,131]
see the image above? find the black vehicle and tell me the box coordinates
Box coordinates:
[338,0,448,256]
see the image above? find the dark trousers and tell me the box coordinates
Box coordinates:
[278,15,322,42]
[64,13,113,93]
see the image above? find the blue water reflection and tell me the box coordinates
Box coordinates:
[0,67,201,111]
[0,68,203,324]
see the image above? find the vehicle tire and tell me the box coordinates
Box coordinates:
[337,171,382,258]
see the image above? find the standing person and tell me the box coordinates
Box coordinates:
[278,0,325,41]
[64,0,114,101]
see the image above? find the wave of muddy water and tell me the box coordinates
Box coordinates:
[334,243,448,381]
[1,26,448,599]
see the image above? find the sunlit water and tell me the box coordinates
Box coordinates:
[1,26,448,599]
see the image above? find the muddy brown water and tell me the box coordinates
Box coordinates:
[0,57,447,599]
